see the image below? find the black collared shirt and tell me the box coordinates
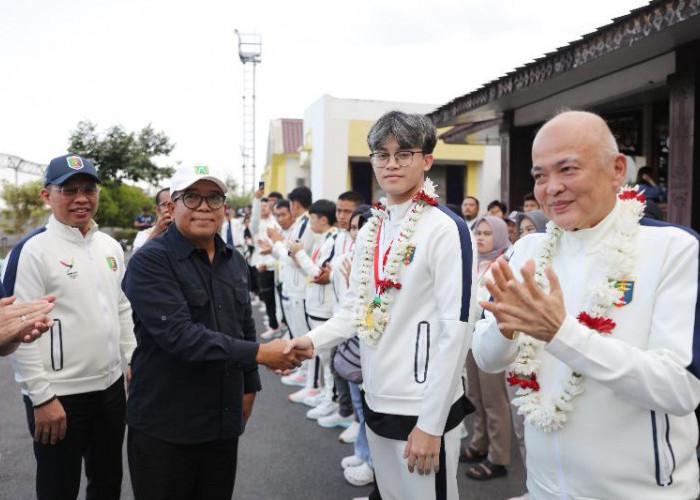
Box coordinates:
[122,224,260,444]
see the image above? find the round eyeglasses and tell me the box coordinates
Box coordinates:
[369,150,425,168]
[173,192,226,210]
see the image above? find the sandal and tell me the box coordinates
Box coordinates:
[465,458,507,480]
[458,447,487,463]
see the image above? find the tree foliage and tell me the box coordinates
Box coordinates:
[68,121,175,185]
[94,183,152,229]
[0,180,50,235]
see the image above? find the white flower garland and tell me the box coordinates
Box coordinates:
[355,178,438,345]
[508,187,646,432]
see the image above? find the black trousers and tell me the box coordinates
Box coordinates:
[128,427,239,500]
[256,269,278,329]
[23,377,126,500]
[248,265,259,295]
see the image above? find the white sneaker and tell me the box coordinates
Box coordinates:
[339,420,360,443]
[288,387,319,404]
[281,373,306,387]
[341,454,365,469]
[344,462,374,486]
[250,295,261,306]
[260,328,282,340]
[306,401,337,420]
[318,411,355,429]
[302,392,327,407]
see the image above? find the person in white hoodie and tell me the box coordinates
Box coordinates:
[2,153,136,500]
[473,111,700,499]
[288,111,477,500]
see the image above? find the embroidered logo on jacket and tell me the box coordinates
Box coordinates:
[106,256,118,272]
[403,245,416,265]
[59,258,78,279]
[614,279,634,307]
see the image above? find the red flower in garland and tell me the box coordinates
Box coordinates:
[576,311,616,334]
[507,372,540,391]
[412,190,438,206]
[618,189,646,203]
[372,201,386,211]
[376,279,402,295]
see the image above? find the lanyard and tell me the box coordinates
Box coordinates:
[373,221,394,296]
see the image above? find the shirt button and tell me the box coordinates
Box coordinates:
[161,316,167,321]
[217,304,222,310]
[224,407,230,412]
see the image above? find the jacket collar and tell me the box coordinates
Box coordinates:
[46,214,99,242]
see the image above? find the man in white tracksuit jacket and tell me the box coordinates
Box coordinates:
[2,153,136,500]
[289,111,477,500]
[473,111,700,499]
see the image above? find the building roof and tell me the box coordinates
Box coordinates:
[429,0,700,126]
[281,119,303,154]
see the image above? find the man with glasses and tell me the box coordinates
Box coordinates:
[2,153,136,500]
[132,187,172,252]
[288,111,477,500]
[122,164,311,500]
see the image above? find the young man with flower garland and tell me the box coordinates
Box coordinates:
[287,111,477,500]
[472,110,700,499]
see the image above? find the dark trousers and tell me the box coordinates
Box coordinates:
[256,269,278,329]
[23,377,126,500]
[248,265,259,295]
[128,427,239,500]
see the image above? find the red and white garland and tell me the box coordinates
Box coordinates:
[507,187,646,432]
[355,178,438,345]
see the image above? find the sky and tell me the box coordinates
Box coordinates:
[0,0,647,189]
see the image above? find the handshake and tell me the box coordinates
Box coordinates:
[254,337,315,372]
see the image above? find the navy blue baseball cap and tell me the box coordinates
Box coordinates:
[44,153,101,186]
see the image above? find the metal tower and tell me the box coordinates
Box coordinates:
[0,153,45,185]
[235,30,262,194]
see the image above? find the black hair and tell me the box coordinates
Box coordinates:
[288,186,312,208]
[523,192,537,203]
[267,191,283,200]
[309,199,337,227]
[275,199,290,211]
[337,191,366,205]
[487,200,507,214]
[350,204,372,230]
[261,197,268,203]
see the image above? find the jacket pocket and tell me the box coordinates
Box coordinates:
[414,321,430,384]
[234,286,249,304]
[651,410,676,486]
[50,319,64,371]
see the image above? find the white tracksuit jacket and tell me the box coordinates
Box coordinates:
[308,201,478,436]
[2,215,136,405]
[472,201,700,499]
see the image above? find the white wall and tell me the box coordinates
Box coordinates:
[477,145,502,210]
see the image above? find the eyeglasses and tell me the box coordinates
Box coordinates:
[369,150,425,168]
[51,184,100,198]
[172,192,226,210]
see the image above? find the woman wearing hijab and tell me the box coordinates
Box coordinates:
[461,216,512,481]
[515,210,548,238]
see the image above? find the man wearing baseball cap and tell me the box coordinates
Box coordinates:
[2,153,136,500]
[122,164,312,499]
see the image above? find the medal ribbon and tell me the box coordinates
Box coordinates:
[373,221,401,297]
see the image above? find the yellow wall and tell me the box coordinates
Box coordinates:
[263,153,293,193]
[467,162,479,196]
[347,120,485,161]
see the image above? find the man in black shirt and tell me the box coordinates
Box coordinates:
[123,164,310,500]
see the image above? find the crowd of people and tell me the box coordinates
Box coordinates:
[0,108,698,500]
